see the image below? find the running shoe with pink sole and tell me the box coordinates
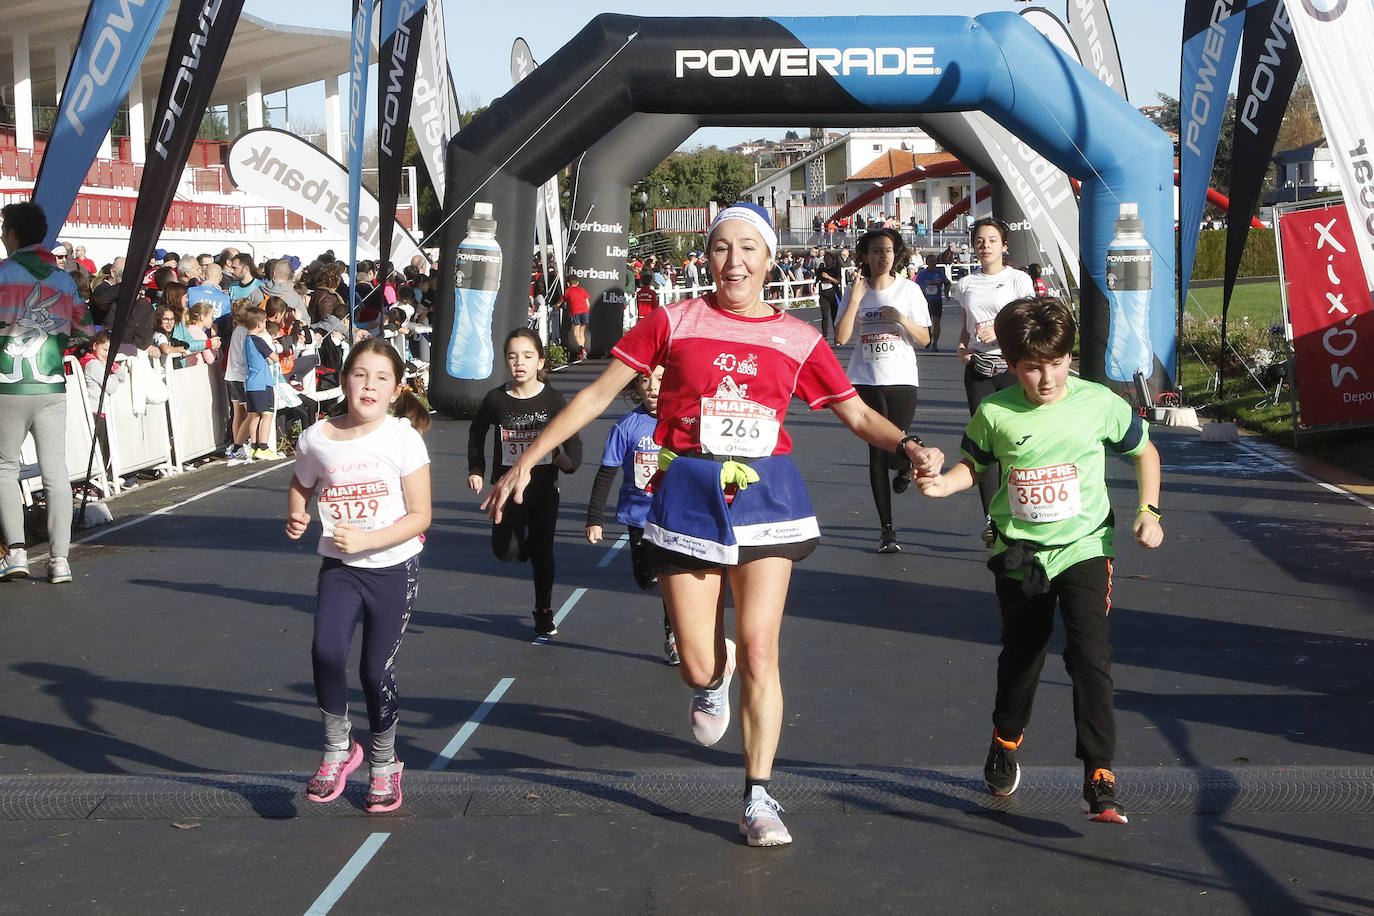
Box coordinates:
[365,760,405,813]
[690,638,736,746]
[740,785,793,847]
[306,741,363,803]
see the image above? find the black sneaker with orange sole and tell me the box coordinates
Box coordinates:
[1083,768,1128,824]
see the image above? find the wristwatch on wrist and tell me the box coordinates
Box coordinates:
[1137,503,1162,520]
[895,435,924,459]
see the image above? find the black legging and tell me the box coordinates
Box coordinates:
[818,288,840,342]
[312,556,418,735]
[963,363,1019,513]
[854,384,918,529]
[629,525,672,637]
[492,473,559,610]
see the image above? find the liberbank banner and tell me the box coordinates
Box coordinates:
[1066,0,1128,99]
[226,129,424,265]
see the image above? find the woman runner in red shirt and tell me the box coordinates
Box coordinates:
[484,204,943,847]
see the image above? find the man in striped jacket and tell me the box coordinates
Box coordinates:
[0,201,89,584]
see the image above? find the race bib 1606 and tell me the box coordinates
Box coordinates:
[861,331,901,362]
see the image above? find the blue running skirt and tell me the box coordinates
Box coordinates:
[643,454,820,567]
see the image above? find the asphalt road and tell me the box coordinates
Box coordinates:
[3,309,1372,915]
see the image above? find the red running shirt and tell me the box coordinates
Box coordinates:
[564,285,591,315]
[635,286,659,319]
[612,295,856,456]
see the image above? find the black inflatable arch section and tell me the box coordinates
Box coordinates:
[433,13,1174,418]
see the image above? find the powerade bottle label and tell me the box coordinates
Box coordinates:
[1104,202,1154,383]
[447,202,502,380]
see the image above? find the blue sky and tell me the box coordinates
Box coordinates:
[243,0,1191,149]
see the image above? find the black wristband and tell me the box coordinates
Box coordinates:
[895,435,924,459]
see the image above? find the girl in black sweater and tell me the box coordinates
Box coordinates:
[467,328,582,636]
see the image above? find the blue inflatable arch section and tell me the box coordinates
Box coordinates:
[433,12,1174,418]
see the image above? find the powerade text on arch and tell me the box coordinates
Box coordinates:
[675,47,938,79]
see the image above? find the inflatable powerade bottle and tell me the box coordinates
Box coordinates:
[447,202,502,379]
[1104,202,1154,384]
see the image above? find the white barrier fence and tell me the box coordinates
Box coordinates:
[18,356,111,505]
[659,277,825,310]
[19,353,234,505]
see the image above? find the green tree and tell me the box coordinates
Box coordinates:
[459,105,488,130]
[1274,74,1323,153]
[631,148,754,214]
[1155,91,1236,217]
[1158,70,1324,217]
[197,108,230,141]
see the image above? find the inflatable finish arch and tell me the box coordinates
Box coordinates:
[433,13,1174,418]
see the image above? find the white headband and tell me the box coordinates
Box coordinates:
[707,205,777,258]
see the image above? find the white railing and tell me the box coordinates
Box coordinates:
[18,356,111,506]
[22,353,230,503]
[18,336,432,510]
[659,280,818,308]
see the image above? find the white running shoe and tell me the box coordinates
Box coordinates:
[663,632,680,666]
[1,547,29,580]
[689,638,735,746]
[47,557,72,584]
[740,785,793,847]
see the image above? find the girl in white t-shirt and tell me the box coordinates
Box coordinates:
[286,338,432,814]
[836,228,931,554]
[952,217,1036,540]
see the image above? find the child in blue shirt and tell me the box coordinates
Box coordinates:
[242,305,281,461]
[585,366,679,665]
[912,255,949,352]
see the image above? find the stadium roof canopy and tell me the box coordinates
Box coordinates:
[1,7,350,108]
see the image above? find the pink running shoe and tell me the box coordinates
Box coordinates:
[365,760,405,813]
[306,742,363,803]
[690,638,736,746]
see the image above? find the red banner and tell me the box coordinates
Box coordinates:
[1279,204,1374,428]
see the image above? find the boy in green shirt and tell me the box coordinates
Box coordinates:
[918,297,1163,823]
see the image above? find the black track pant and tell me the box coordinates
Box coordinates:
[855,384,918,529]
[493,476,559,610]
[992,556,1116,774]
[818,289,840,342]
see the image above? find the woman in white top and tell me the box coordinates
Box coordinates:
[836,228,932,553]
[952,217,1037,540]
